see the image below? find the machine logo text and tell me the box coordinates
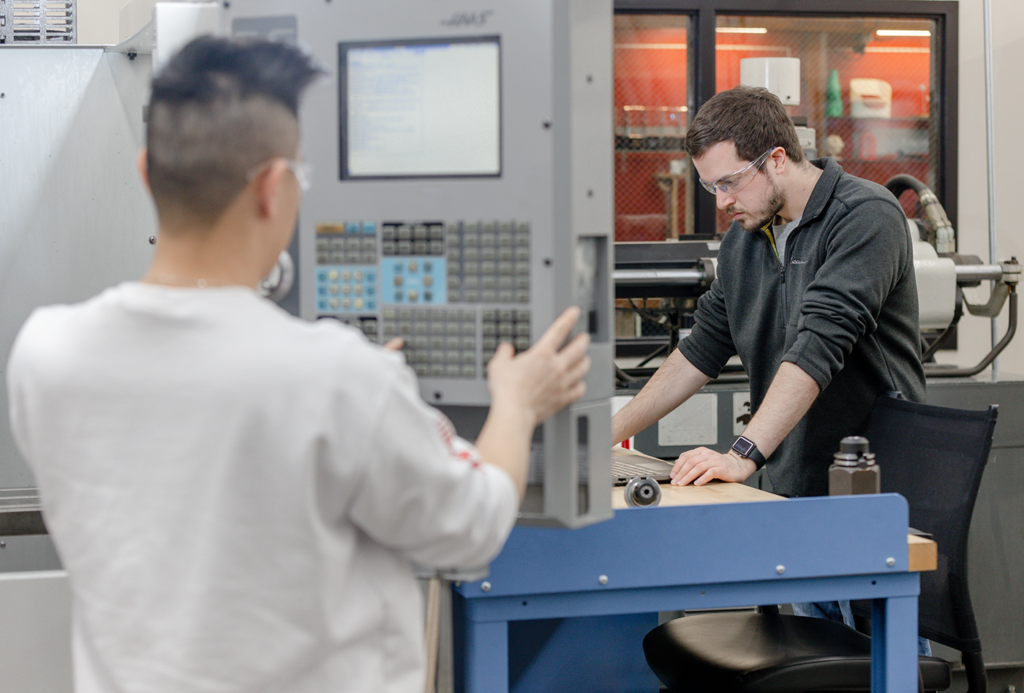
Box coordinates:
[441,10,494,27]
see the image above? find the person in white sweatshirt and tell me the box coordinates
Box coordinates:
[7,36,591,693]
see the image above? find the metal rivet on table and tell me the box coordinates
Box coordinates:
[480,581,491,592]
[776,565,785,575]
[598,575,609,585]
[886,557,896,567]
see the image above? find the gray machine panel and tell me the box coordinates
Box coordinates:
[223,0,614,527]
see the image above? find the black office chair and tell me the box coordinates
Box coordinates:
[643,396,998,693]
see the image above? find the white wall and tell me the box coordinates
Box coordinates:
[946,0,1024,377]
[77,0,128,45]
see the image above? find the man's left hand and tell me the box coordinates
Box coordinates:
[670,447,757,486]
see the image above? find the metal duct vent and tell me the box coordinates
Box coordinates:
[0,0,76,44]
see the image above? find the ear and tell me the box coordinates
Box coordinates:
[768,146,788,176]
[254,159,289,219]
[136,149,152,194]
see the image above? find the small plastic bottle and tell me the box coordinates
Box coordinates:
[826,69,843,118]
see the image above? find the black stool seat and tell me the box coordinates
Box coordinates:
[644,611,952,693]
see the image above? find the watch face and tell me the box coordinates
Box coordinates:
[733,437,755,456]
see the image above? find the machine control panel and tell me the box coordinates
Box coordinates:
[314,219,534,379]
[226,0,614,528]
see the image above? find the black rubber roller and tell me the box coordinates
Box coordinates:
[624,476,662,507]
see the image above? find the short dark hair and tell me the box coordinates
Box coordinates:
[684,86,805,165]
[146,36,324,227]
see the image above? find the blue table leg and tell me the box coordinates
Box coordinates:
[459,618,508,693]
[872,594,919,693]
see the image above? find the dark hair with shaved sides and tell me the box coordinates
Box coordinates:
[146,36,323,228]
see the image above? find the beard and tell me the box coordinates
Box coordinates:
[730,178,786,232]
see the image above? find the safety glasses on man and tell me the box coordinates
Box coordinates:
[698,147,777,196]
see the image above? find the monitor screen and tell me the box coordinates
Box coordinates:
[339,37,501,179]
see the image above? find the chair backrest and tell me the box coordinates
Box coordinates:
[861,395,998,657]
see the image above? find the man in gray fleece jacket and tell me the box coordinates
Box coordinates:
[612,86,926,500]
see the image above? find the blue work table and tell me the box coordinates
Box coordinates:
[452,489,926,693]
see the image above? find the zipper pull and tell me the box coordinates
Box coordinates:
[780,266,786,284]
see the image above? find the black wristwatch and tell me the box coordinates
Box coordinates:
[731,436,767,468]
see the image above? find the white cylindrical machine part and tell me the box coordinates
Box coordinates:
[740,57,801,105]
[912,239,957,330]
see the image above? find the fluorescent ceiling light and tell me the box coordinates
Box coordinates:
[876,29,931,37]
[716,27,767,34]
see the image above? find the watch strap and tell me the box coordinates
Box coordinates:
[732,436,767,468]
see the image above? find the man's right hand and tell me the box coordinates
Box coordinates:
[486,307,591,427]
[475,307,591,500]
